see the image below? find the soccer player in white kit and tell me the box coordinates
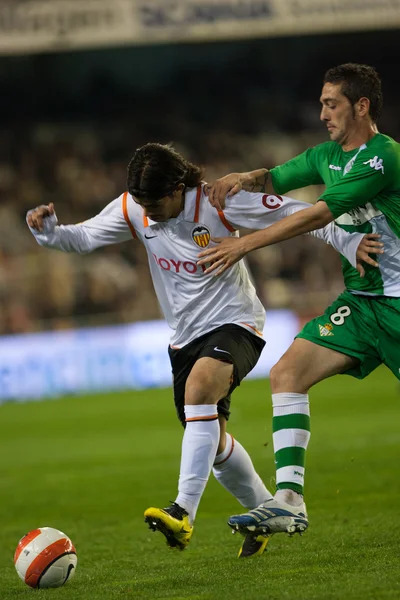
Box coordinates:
[27,143,377,557]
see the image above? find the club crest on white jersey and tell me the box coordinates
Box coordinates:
[191,224,211,248]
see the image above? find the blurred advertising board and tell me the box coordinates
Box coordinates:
[0,0,399,55]
[0,310,299,402]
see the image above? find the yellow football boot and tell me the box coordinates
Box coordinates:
[238,533,270,558]
[144,502,193,550]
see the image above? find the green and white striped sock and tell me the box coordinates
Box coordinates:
[272,393,310,495]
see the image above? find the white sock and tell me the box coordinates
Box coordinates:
[175,404,219,524]
[213,432,273,508]
[274,488,304,507]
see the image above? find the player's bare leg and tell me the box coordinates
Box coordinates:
[228,339,359,537]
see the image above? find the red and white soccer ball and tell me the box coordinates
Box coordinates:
[14,527,77,589]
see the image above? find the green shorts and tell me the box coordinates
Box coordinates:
[297,290,400,380]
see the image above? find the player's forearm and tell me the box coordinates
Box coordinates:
[241,202,334,253]
[30,223,94,254]
[285,200,358,262]
[241,169,275,194]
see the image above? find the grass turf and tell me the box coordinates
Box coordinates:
[0,367,399,599]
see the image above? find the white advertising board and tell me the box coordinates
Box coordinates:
[0,1,399,55]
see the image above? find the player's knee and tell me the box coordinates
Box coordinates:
[184,378,214,405]
[270,358,299,392]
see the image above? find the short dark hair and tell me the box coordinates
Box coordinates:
[323,63,383,122]
[127,143,203,202]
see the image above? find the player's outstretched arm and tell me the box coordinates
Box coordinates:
[27,196,134,254]
[206,168,274,210]
[197,229,383,278]
[241,200,334,249]
[198,201,333,276]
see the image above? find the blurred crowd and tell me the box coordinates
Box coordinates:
[1,120,350,335]
[2,34,399,335]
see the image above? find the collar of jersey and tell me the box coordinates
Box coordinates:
[146,213,185,227]
[145,217,159,227]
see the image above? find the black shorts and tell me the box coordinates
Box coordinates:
[168,324,265,426]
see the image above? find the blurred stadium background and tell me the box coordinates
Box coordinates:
[1,2,400,598]
[1,0,400,400]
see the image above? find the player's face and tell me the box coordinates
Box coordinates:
[135,187,184,222]
[319,83,355,145]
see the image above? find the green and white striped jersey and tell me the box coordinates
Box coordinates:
[271,133,400,296]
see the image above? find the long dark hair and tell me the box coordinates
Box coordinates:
[127,143,203,202]
[323,63,383,122]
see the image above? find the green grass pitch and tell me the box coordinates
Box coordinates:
[1,367,399,599]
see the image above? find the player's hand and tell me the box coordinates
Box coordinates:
[205,173,243,211]
[198,236,247,276]
[356,233,384,278]
[26,203,55,232]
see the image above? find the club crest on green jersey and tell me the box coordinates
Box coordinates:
[318,323,334,337]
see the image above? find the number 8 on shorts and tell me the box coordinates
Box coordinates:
[330,305,351,326]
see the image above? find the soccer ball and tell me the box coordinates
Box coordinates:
[14,527,77,589]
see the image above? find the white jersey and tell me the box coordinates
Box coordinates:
[28,186,363,348]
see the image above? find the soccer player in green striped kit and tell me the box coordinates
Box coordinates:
[200,63,400,545]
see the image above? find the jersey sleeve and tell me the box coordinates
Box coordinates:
[27,195,135,253]
[309,222,363,268]
[222,190,311,230]
[320,146,399,218]
[222,190,362,267]
[270,147,324,194]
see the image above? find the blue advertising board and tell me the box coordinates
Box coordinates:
[0,311,299,402]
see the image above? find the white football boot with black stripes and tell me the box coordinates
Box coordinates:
[228,498,308,536]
